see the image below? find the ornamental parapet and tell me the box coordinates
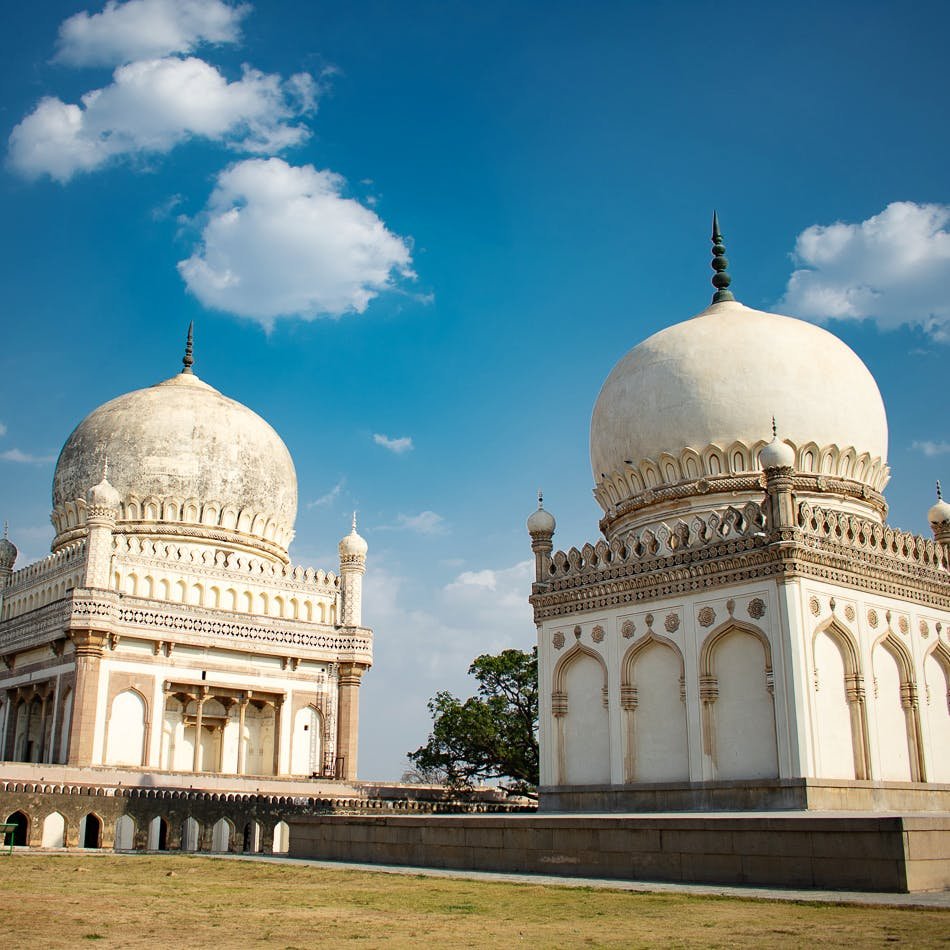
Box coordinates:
[113,535,340,593]
[798,502,945,572]
[0,540,86,607]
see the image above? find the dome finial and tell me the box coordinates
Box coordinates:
[2,521,7,539]
[182,321,195,374]
[352,510,358,532]
[538,489,544,510]
[771,415,777,440]
[711,211,735,304]
[939,481,944,502]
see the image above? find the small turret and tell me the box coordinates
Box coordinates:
[83,464,119,589]
[0,522,17,597]
[527,491,556,585]
[339,513,367,627]
[928,481,950,550]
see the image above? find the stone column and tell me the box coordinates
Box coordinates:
[272,698,284,776]
[66,630,108,766]
[237,695,249,775]
[192,688,207,772]
[38,691,51,764]
[335,663,366,780]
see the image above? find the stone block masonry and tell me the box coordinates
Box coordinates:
[288,813,950,893]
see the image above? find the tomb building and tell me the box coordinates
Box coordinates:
[529,217,950,811]
[0,327,372,781]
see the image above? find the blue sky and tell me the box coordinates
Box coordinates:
[1,0,947,781]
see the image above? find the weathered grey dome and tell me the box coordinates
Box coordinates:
[52,371,297,561]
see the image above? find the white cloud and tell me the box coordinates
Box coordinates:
[381,511,447,535]
[359,559,535,780]
[912,440,950,457]
[8,57,315,183]
[1,449,56,464]
[373,433,413,454]
[178,158,414,323]
[307,478,345,508]
[780,202,950,339]
[55,0,249,67]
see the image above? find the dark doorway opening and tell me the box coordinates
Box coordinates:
[5,811,28,846]
[82,814,101,848]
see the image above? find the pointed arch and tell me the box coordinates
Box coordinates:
[621,632,687,782]
[551,641,609,786]
[699,619,777,780]
[872,632,925,782]
[811,618,870,779]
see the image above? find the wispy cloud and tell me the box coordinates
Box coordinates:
[912,440,950,457]
[373,433,413,454]
[379,511,447,535]
[780,202,950,341]
[307,477,345,509]
[55,0,250,68]
[178,158,414,325]
[1,449,56,464]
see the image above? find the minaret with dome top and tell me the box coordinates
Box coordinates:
[529,217,950,812]
[0,327,373,785]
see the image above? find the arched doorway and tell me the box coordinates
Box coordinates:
[5,811,29,846]
[272,821,290,854]
[80,814,102,849]
[148,816,168,851]
[41,812,66,848]
[291,706,322,776]
[242,821,262,853]
[114,815,136,851]
[211,818,232,853]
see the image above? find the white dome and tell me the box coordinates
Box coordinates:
[52,370,297,561]
[527,506,556,536]
[590,299,889,528]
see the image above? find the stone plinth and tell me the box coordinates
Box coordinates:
[287,812,950,893]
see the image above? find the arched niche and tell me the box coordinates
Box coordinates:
[291,706,323,776]
[551,643,610,786]
[620,633,688,783]
[699,620,778,780]
[104,689,147,767]
[923,643,950,782]
[872,633,925,782]
[811,619,870,780]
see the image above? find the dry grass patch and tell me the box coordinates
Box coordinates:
[0,855,946,948]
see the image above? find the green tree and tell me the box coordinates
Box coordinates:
[408,647,538,793]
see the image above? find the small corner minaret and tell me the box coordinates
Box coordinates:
[0,521,18,597]
[928,481,950,561]
[83,461,120,589]
[761,417,796,532]
[527,491,556,585]
[338,511,368,627]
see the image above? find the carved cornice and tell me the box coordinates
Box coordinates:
[531,530,949,622]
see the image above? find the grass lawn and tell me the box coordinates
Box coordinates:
[0,855,946,948]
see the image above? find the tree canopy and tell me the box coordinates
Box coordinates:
[408,647,538,793]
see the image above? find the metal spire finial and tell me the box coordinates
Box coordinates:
[352,510,358,532]
[2,521,7,539]
[711,211,735,304]
[771,416,777,439]
[938,481,944,502]
[538,489,544,510]
[182,321,195,374]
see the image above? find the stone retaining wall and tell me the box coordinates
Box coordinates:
[288,813,950,893]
